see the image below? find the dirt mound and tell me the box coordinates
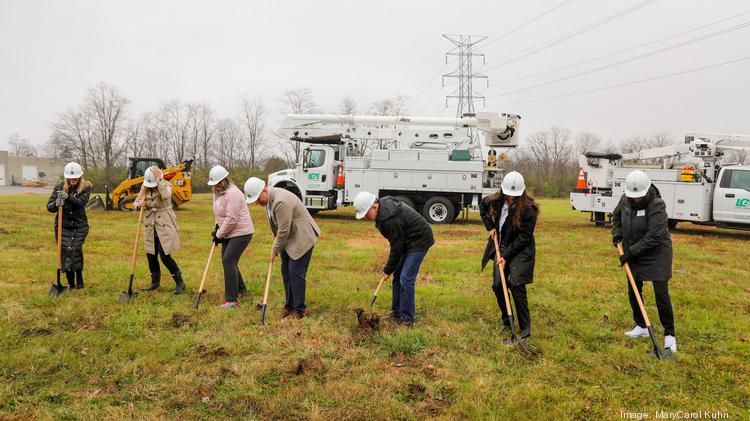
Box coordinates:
[20,326,53,337]
[196,344,230,361]
[296,353,325,375]
[355,307,380,332]
[172,312,197,328]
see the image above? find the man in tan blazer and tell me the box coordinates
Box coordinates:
[245,177,320,319]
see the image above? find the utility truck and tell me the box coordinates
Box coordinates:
[270,112,521,223]
[570,133,750,230]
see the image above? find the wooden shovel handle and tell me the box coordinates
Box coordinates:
[196,242,217,294]
[261,254,274,305]
[492,230,514,318]
[129,206,145,275]
[373,273,389,297]
[57,206,63,269]
[617,243,651,326]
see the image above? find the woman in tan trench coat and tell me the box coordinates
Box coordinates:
[134,166,185,294]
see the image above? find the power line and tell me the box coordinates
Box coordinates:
[485,20,750,99]
[484,55,750,107]
[483,0,576,48]
[490,9,750,88]
[410,63,450,111]
[483,0,658,72]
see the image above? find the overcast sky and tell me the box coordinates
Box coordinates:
[1,0,749,153]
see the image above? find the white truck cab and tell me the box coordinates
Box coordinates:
[713,165,750,226]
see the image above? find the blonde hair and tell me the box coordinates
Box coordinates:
[64,176,88,195]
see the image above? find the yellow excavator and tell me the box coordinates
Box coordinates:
[87,158,193,211]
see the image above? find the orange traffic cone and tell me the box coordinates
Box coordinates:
[575,167,586,189]
[335,164,344,188]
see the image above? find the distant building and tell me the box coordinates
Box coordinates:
[0,150,67,186]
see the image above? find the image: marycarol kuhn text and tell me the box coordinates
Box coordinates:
[621,410,731,420]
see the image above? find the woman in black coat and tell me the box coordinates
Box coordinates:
[46,162,92,289]
[480,171,539,341]
[612,170,676,353]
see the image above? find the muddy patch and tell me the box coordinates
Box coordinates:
[295,353,325,375]
[172,312,197,329]
[196,344,230,361]
[20,326,53,337]
[355,307,380,333]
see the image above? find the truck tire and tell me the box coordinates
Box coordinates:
[422,196,455,224]
[394,195,416,211]
[594,211,606,227]
[119,196,134,211]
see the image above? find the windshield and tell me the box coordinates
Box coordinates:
[304,149,326,168]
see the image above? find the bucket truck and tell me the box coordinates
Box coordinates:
[570,133,750,230]
[269,112,521,223]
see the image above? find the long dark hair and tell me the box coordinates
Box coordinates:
[488,189,539,229]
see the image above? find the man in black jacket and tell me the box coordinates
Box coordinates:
[612,170,676,353]
[354,192,434,326]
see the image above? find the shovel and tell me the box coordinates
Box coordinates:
[259,253,275,325]
[119,206,145,303]
[617,243,674,361]
[49,206,68,297]
[369,273,389,307]
[193,242,217,309]
[492,230,520,345]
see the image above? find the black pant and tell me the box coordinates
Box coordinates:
[146,231,180,275]
[222,234,251,302]
[492,264,531,337]
[65,270,83,287]
[280,247,313,313]
[628,278,675,336]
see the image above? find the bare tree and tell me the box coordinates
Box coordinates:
[340,96,357,115]
[49,108,97,168]
[158,99,190,163]
[214,118,243,168]
[83,82,131,181]
[280,87,317,164]
[8,133,36,156]
[186,102,215,167]
[574,132,602,156]
[240,96,266,169]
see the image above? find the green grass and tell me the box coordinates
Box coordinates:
[0,193,748,420]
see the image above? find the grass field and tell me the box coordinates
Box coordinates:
[0,193,748,420]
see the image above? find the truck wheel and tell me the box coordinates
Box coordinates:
[119,196,134,211]
[594,212,606,227]
[394,195,416,211]
[668,219,679,231]
[423,196,455,224]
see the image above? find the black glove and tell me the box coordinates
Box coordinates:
[619,253,630,267]
[211,224,222,245]
[612,236,622,247]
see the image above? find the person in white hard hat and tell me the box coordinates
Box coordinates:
[245,177,320,319]
[479,171,538,343]
[612,170,676,353]
[209,166,254,308]
[353,191,434,327]
[133,166,185,294]
[45,162,92,289]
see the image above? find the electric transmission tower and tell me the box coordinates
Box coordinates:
[442,34,488,118]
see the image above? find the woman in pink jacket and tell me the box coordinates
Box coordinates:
[208,165,254,308]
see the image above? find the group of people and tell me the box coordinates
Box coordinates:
[47,162,677,351]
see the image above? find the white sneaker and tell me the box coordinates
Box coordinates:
[624,326,649,338]
[664,335,677,352]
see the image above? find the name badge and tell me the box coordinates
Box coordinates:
[636,210,646,217]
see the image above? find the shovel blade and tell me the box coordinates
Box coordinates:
[118,291,137,303]
[369,294,378,308]
[260,304,267,325]
[194,291,204,309]
[49,284,67,297]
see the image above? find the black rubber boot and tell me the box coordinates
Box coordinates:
[66,271,76,288]
[141,271,160,292]
[75,270,84,289]
[172,271,185,295]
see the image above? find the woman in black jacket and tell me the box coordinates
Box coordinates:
[612,170,676,353]
[46,162,92,289]
[480,171,538,341]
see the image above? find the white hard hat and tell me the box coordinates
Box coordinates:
[625,170,651,198]
[244,177,266,204]
[143,167,158,188]
[501,171,525,197]
[207,165,229,186]
[354,191,377,220]
[63,162,84,179]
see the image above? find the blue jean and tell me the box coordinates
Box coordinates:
[391,250,428,322]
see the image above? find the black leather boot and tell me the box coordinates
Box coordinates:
[141,271,160,291]
[75,270,84,289]
[172,271,185,295]
[66,271,76,288]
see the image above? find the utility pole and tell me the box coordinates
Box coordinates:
[442,34,488,118]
